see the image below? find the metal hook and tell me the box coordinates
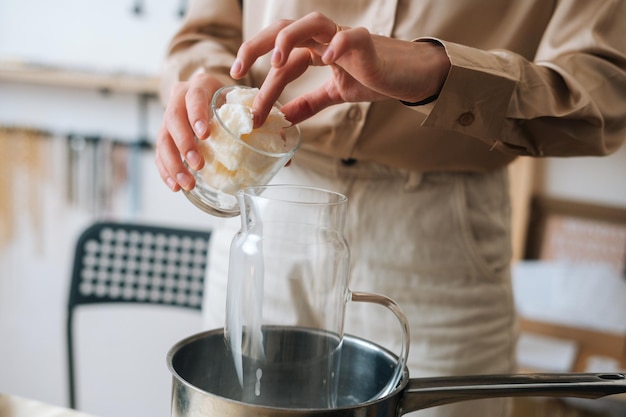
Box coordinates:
[177,0,188,18]
[132,0,144,16]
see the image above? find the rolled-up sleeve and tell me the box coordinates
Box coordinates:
[420,0,626,158]
[159,0,247,102]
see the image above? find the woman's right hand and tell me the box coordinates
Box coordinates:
[231,12,450,127]
[155,72,224,192]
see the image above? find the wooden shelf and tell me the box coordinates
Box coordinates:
[0,60,159,95]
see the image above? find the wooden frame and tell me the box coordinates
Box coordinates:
[519,196,626,378]
[524,196,626,276]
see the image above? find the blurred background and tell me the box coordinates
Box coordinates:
[0,1,222,416]
[0,1,625,417]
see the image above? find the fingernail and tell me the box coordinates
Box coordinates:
[271,49,282,66]
[186,150,202,168]
[166,177,178,191]
[176,172,192,190]
[194,120,207,137]
[322,47,335,64]
[230,59,242,76]
[251,111,261,129]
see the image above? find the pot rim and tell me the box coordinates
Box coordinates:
[166,328,409,412]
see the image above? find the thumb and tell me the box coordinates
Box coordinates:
[280,84,342,125]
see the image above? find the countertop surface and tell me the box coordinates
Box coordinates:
[0,394,96,417]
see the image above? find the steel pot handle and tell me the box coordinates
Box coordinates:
[350,291,410,399]
[398,372,626,414]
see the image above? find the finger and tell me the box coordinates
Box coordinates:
[163,106,203,173]
[233,12,338,79]
[252,48,313,127]
[185,85,212,140]
[271,12,339,67]
[321,27,375,65]
[155,125,196,191]
[280,80,343,125]
[231,19,294,79]
[155,147,180,192]
[185,72,222,140]
[168,76,220,171]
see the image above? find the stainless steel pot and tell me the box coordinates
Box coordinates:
[167,327,626,417]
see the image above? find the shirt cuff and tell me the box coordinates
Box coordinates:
[420,40,518,143]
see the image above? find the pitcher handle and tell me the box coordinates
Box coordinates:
[350,291,410,399]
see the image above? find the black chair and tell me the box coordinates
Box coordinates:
[66,221,211,409]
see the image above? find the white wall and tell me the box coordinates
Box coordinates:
[0,2,224,417]
[0,0,183,76]
[1,1,625,417]
[539,145,626,208]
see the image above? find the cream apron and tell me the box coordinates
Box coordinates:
[203,150,517,417]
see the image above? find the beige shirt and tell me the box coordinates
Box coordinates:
[161,0,626,173]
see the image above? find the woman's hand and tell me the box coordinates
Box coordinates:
[155,72,224,191]
[230,12,450,126]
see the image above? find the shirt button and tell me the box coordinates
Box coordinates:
[347,105,362,121]
[457,111,475,126]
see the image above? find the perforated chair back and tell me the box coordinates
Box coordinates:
[66,221,211,409]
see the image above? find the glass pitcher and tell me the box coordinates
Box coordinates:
[225,184,409,409]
